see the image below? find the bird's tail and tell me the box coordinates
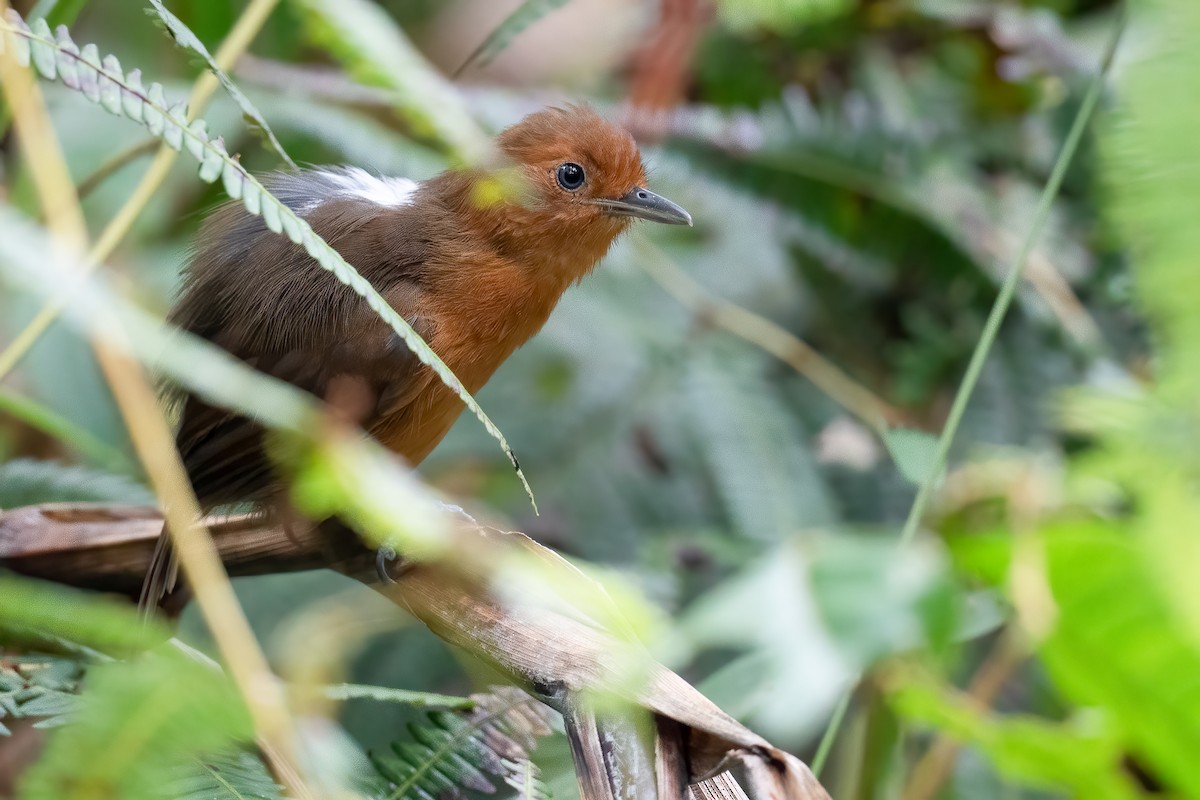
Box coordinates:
[138,523,179,617]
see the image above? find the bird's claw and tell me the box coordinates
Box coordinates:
[376,544,400,584]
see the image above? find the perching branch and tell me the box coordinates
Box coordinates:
[0,502,832,800]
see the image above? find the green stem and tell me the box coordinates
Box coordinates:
[811,687,852,778]
[812,4,1129,777]
[0,387,134,471]
[898,6,1127,546]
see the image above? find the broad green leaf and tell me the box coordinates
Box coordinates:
[716,0,853,33]
[682,534,954,742]
[892,671,1142,800]
[167,751,284,800]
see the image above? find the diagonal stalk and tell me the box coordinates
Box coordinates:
[0,0,279,381]
[0,5,312,797]
[813,4,1129,776]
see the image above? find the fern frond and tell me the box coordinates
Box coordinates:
[144,0,297,169]
[371,687,556,800]
[0,10,534,510]
[168,751,284,800]
[0,655,83,735]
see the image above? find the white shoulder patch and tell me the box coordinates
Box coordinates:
[312,166,418,208]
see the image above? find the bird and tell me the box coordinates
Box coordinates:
[139,105,692,609]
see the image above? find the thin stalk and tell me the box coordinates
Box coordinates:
[636,236,903,432]
[898,7,1126,546]
[74,138,158,200]
[813,4,1128,773]
[811,688,851,778]
[0,7,312,798]
[0,388,133,471]
[0,0,280,381]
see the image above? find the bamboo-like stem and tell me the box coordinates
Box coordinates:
[0,0,280,382]
[0,9,312,798]
[635,236,903,432]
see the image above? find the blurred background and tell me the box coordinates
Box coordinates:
[2,0,1179,798]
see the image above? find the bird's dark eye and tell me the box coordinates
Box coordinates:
[556,162,585,191]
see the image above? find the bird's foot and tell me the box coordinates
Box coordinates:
[376,544,403,584]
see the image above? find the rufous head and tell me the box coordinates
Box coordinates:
[496,105,692,230]
[442,106,690,281]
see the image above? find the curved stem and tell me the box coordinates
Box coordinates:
[814,3,1128,772]
[0,0,280,381]
[0,4,312,796]
[898,5,1127,546]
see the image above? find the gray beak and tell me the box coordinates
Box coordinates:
[594,187,693,226]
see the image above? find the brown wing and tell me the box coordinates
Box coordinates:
[169,172,444,507]
[141,171,441,609]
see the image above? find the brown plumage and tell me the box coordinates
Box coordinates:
[141,106,691,607]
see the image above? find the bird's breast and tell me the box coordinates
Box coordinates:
[372,253,569,465]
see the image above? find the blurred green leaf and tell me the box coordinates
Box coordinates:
[0,458,150,507]
[0,389,132,471]
[683,534,954,743]
[166,750,283,800]
[1036,522,1200,798]
[0,575,166,656]
[323,684,473,710]
[289,0,489,164]
[883,427,942,488]
[21,650,253,800]
[892,671,1142,799]
[715,0,853,34]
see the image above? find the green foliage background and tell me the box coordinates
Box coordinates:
[2,0,1195,798]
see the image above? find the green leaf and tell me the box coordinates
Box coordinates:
[21,650,254,800]
[892,671,1142,800]
[0,656,84,736]
[0,458,151,507]
[682,534,955,742]
[167,751,284,800]
[289,0,489,165]
[458,0,573,73]
[0,576,167,655]
[882,427,942,488]
[145,0,297,168]
[1038,522,1200,798]
[371,687,556,800]
[715,0,853,33]
[0,388,132,471]
[957,521,1200,798]
[27,0,90,28]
